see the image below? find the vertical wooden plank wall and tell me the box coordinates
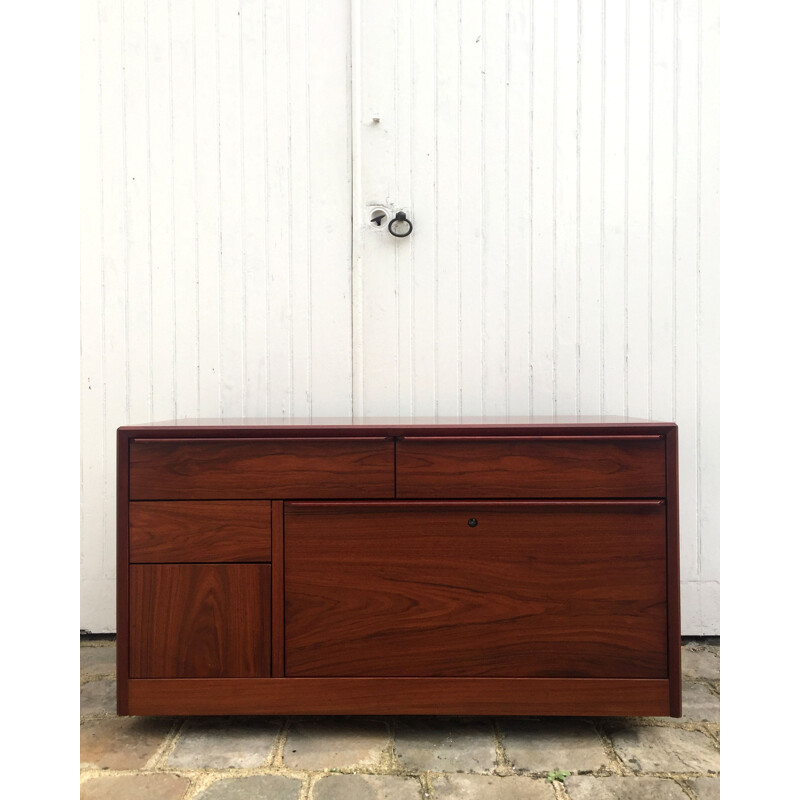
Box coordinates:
[351,0,719,633]
[82,0,719,634]
[81,0,352,631]
[696,0,720,631]
[80,0,107,625]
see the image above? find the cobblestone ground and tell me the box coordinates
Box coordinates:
[80,639,719,800]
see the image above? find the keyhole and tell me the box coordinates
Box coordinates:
[370,209,387,227]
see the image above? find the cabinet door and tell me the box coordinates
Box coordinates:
[130,564,271,678]
[284,502,666,678]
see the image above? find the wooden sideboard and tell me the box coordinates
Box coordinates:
[117,417,681,717]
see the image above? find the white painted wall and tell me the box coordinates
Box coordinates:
[81,0,719,634]
[81,0,353,630]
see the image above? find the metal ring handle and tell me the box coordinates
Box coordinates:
[388,211,413,238]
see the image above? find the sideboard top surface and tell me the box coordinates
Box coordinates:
[119,416,676,437]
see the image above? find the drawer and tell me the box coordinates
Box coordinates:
[130,564,271,678]
[284,500,667,678]
[396,436,665,498]
[129,501,271,563]
[129,437,395,500]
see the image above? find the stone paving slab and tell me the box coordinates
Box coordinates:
[394,718,496,774]
[682,647,720,680]
[311,773,422,800]
[78,639,721,795]
[81,678,117,716]
[80,717,174,770]
[80,644,117,678]
[80,773,190,800]
[563,776,687,800]
[166,717,282,769]
[655,680,720,724]
[680,681,720,723]
[194,775,303,800]
[611,726,719,773]
[430,774,555,799]
[283,718,390,771]
[500,719,608,773]
[689,777,721,799]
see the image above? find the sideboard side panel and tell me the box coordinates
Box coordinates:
[666,426,682,717]
[116,428,130,714]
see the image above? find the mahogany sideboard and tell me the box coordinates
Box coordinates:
[117,417,681,717]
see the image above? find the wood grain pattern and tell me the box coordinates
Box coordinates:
[129,564,271,678]
[129,501,271,563]
[129,437,395,499]
[285,501,667,678]
[396,436,666,498]
[127,677,671,717]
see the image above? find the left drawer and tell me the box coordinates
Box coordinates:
[129,501,271,563]
[129,437,395,499]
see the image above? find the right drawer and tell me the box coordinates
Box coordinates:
[396,436,666,498]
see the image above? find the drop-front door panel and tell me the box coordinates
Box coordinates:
[284,501,667,678]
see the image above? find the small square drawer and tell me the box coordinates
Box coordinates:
[129,501,271,563]
[396,436,666,498]
[129,437,395,500]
